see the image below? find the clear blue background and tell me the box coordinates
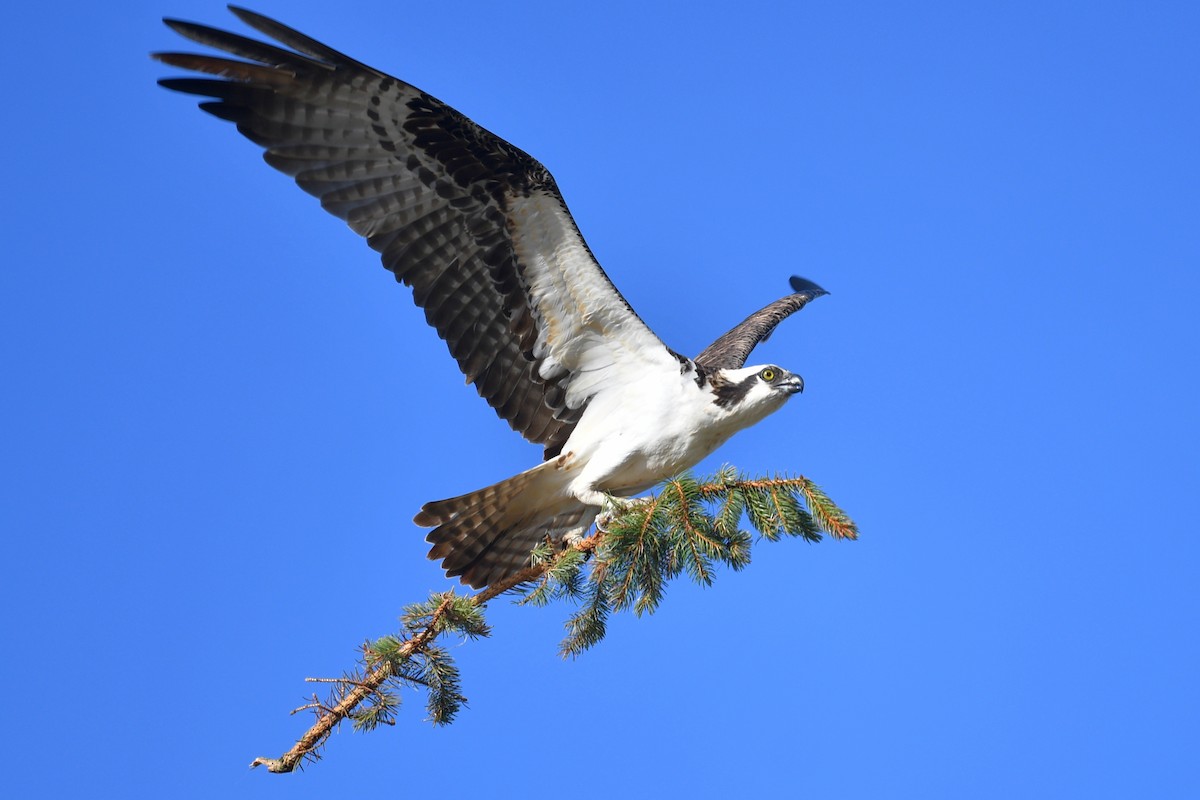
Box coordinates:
[3,1,1197,796]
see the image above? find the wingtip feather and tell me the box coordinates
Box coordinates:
[226,5,270,29]
[789,275,830,297]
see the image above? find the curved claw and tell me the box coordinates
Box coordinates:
[593,495,630,534]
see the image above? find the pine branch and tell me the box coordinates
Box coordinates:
[250,469,855,773]
[249,593,457,772]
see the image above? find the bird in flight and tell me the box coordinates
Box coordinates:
[156,7,829,589]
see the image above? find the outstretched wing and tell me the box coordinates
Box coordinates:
[155,7,680,459]
[694,276,829,371]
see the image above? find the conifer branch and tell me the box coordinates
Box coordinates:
[250,593,457,773]
[250,469,855,773]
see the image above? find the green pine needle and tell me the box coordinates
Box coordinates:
[351,687,400,732]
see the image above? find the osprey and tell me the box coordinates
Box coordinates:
[156,8,829,588]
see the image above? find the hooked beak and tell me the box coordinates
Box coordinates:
[779,372,804,394]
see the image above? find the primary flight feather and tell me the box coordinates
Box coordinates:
[155,6,829,588]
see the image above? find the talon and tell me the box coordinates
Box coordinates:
[593,496,628,534]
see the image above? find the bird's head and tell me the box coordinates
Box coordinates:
[708,364,804,420]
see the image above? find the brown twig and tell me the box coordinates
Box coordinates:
[249,534,604,773]
[250,595,454,772]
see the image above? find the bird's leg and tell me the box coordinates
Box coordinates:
[593,494,630,533]
[558,508,600,549]
[569,486,629,534]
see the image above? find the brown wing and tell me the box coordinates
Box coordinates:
[694,276,829,372]
[156,7,618,458]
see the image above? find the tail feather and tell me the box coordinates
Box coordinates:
[460,507,596,588]
[416,460,591,588]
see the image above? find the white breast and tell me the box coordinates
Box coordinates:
[561,365,763,498]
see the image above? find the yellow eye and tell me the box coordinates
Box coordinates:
[759,368,776,382]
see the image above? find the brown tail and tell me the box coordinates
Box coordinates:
[416,461,593,588]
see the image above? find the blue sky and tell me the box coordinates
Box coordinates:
[3,1,1197,796]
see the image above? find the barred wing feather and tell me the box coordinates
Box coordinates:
[155,7,678,459]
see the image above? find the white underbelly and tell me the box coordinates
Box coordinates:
[561,375,738,497]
